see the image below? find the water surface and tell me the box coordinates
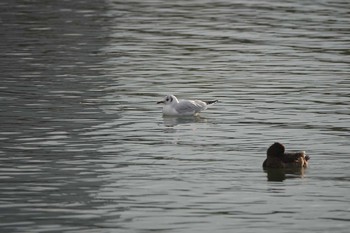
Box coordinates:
[0,0,349,232]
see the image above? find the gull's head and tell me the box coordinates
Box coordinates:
[157,95,178,105]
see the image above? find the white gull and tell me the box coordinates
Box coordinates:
[157,94,218,116]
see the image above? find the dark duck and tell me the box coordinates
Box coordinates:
[263,142,310,169]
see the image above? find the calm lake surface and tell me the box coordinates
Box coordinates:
[0,0,349,232]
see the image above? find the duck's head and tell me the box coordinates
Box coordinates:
[267,142,285,157]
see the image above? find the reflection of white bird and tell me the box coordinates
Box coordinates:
[162,115,207,127]
[157,95,218,116]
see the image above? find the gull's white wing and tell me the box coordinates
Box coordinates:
[175,100,207,114]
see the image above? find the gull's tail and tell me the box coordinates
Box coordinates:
[205,100,219,105]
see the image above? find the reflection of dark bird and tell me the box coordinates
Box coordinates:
[262,142,310,168]
[264,167,307,182]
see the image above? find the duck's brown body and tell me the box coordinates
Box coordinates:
[263,142,310,168]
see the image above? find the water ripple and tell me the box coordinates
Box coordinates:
[0,0,349,232]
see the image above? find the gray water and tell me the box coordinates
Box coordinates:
[0,0,349,232]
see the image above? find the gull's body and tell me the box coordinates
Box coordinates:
[157,95,218,116]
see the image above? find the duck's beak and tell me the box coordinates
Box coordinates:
[157,100,164,104]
